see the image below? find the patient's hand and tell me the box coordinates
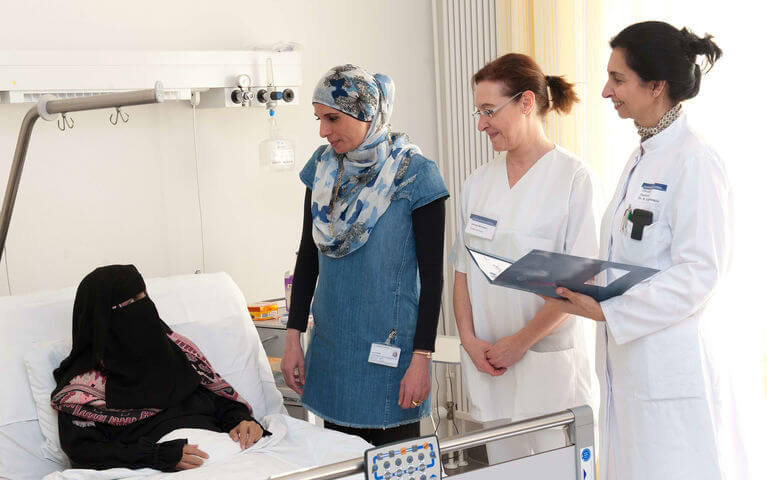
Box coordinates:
[229,420,264,450]
[176,444,209,470]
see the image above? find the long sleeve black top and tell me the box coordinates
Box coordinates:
[58,386,266,472]
[287,188,445,351]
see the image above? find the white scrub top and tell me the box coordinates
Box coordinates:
[451,145,600,422]
[598,113,733,479]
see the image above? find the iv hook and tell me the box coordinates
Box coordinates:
[57,113,74,132]
[109,107,130,125]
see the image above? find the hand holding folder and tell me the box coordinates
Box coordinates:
[466,246,659,302]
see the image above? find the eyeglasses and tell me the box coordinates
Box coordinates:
[472,91,523,119]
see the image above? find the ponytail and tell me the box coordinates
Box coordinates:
[545,75,579,114]
[680,28,722,73]
[474,53,578,118]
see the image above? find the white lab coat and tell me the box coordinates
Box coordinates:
[451,146,600,425]
[598,113,733,479]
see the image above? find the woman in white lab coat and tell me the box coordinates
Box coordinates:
[545,22,733,479]
[451,53,600,458]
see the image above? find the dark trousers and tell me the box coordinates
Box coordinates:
[324,420,421,446]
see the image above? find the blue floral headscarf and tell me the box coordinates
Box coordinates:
[310,65,421,258]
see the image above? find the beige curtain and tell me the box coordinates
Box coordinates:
[495,0,609,182]
[495,5,609,467]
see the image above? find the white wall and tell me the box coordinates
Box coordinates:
[0,0,438,301]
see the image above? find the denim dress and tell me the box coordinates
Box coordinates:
[299,150,449,428]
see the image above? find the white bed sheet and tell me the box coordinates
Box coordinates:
[43,415,369,480]
[0,420,63,479]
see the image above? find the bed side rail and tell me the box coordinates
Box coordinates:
[267,406,593,480]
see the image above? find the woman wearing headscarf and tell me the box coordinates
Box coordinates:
[52,265,268,472]
[280,65,449,445]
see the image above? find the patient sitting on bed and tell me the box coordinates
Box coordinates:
[51,265,269,472]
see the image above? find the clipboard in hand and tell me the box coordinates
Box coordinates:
[466,246,659,302]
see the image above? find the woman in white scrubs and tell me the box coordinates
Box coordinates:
[546,22,733,479]
[451,53,600,458]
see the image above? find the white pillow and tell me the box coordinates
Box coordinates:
[0,286,77,426]
[24,338,72,465]
[24,318,283,465]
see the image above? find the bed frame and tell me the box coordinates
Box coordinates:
[268,406,595,480]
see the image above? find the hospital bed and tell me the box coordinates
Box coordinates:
[0,271,594,480]
[0,272,371,479]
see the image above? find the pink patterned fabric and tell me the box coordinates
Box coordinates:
[51,332,252,426]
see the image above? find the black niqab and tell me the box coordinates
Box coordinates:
[52,265,201,410]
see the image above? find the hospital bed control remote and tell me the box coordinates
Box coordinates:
[364,434,441,480]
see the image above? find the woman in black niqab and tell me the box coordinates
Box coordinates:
[53,265,200,409]
[52,265,266,472]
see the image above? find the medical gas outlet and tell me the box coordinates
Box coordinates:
[256,87,295,108]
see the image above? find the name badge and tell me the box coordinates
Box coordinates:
[638,182,667,204]
[368,343,401,368]
[466,214,498,240]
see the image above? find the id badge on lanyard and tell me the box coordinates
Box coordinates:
[368,329,400,368]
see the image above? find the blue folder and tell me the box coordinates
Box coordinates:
[466,246,659,302]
